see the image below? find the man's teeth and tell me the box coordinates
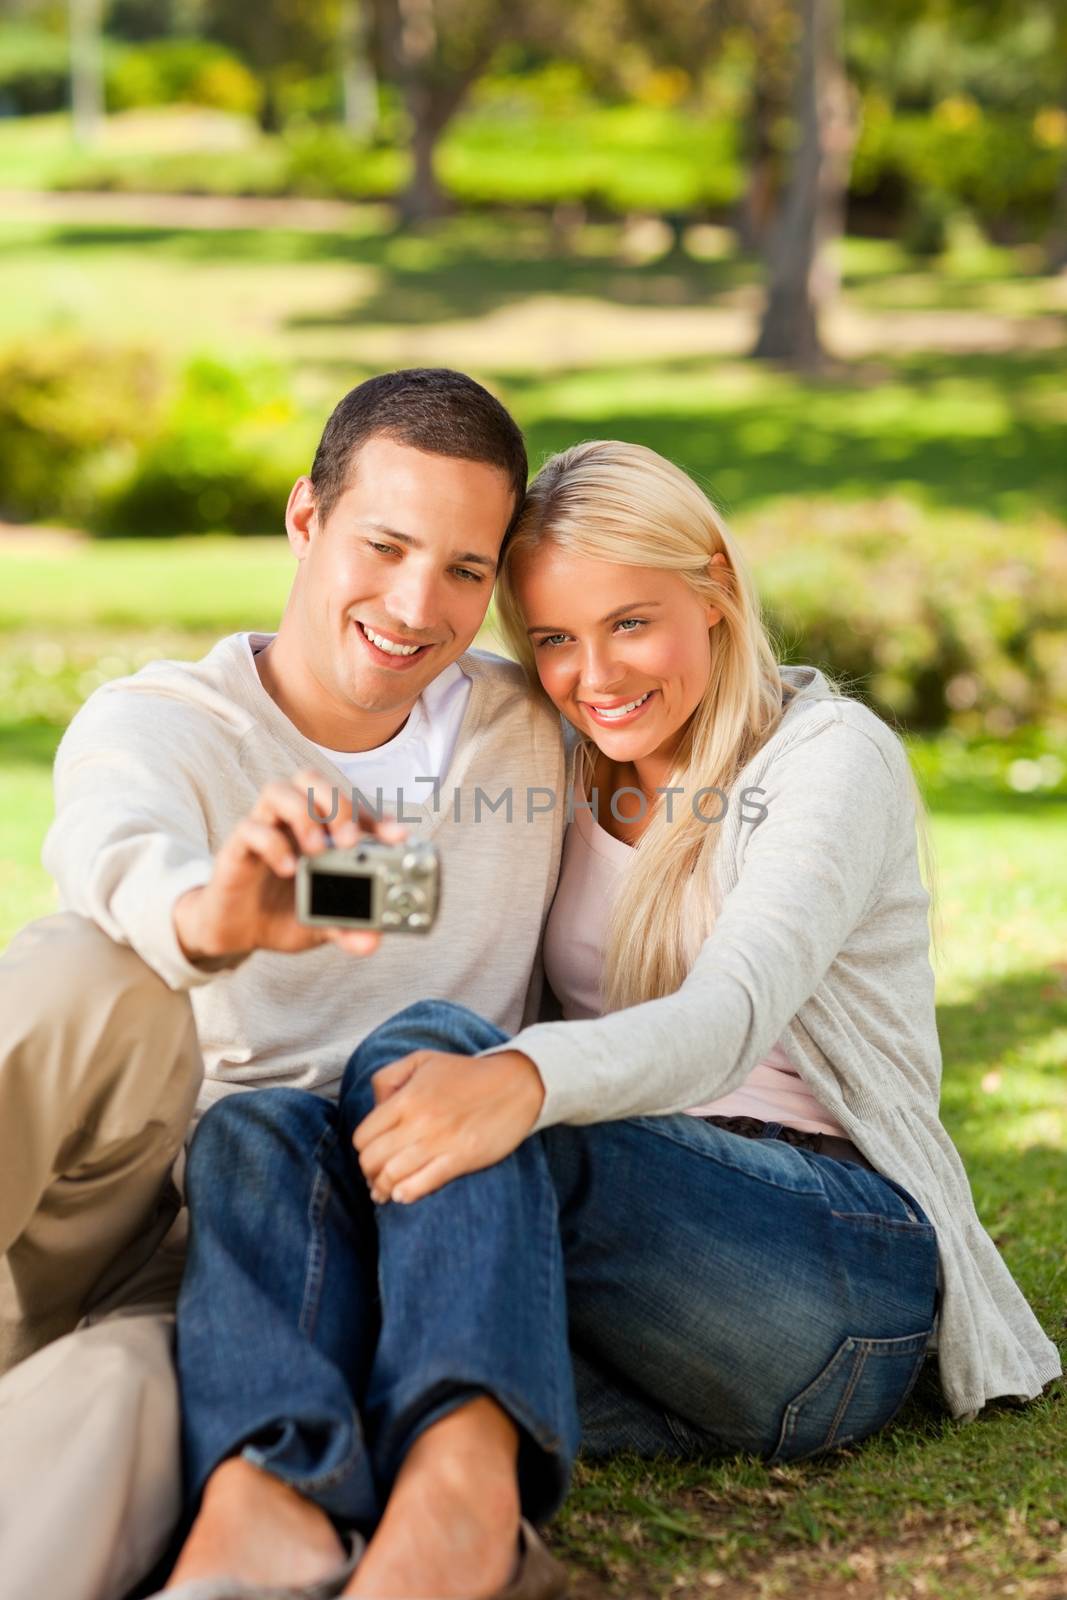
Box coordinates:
[361,624,423,656]
[592,691,651,720]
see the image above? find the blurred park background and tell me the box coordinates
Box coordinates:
[1,1,1065,1595]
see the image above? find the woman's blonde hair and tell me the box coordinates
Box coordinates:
[495,440,792,1012]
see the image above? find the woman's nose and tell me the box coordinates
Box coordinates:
[579,641,626,697]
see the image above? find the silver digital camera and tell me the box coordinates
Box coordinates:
[296,838,440,933]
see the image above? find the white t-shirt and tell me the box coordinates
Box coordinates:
[245,637,471,814]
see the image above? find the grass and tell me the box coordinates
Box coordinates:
[0,538,1063,1597]
[0,102,738,213]
[0,205,1064,529]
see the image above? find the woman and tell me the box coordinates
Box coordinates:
[164,442,1060,1600]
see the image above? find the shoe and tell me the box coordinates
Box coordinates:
[148,1530,364,1600]
[489,1519,569,1600]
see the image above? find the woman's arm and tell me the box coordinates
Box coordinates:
[501,715,907,1129]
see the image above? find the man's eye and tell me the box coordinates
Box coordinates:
[453,567,484,583]
[369,541,399,556]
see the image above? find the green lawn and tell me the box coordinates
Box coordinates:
[1,200,1063,529]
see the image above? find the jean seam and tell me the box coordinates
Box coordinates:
[535,1148,562,1436]
[774,1338,852,1458]
[827,1344,866,1447]
[243,1441,363,1495]
[630,1117,825,1197]
[830,1210,936,1236]
[663,1407,713,1455]
[298,1123,338,1343]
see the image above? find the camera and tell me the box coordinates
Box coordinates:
[296,838,440,933]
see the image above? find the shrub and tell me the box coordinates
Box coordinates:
[0,24,70,116]
[0,339,162,522]
[852,99,1062,239]
[99,358,302,536]
[106,39,262,117]
[741,498,1067,735]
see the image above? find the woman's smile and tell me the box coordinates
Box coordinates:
[580,688,657,728]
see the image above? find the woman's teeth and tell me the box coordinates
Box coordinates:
[361,623,423,656]
[590,691,652,720]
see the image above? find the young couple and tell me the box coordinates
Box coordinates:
[0,369,1058,1600]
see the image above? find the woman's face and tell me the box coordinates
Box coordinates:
[514,543,725,770]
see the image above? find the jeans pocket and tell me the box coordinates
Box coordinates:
[768,1328,932,1464]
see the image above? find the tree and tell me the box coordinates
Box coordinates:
[371,0,512,222]
[69,0,105,144]
[203,0,339,133]
[752,0,855,369]
[733,0,795,252]
[340,0,379,139]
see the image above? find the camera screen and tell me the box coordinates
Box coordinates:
[309,870,373,922]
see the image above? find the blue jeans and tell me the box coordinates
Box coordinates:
[176,1002,940,1531]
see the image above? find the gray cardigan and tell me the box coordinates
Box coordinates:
[503,667,1062,1420]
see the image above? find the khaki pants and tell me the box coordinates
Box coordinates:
[0,913,203,1600]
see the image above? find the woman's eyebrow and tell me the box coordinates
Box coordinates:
[527,600,662,635]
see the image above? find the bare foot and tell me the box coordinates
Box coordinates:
[165,1457,346,1590]
[345,1397,521,1599]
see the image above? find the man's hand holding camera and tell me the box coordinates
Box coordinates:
[174,768,406,966]
[173,766,537,1206]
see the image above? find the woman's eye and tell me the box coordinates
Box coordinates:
[537,634,570,649]
[614,618,645,633]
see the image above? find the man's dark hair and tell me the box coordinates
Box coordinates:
[309,368,527,536]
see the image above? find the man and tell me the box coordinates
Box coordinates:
[0,369,566,1600]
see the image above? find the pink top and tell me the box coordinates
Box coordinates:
[542,782,849,1137]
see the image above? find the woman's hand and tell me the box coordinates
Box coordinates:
[353,1049,546,1205]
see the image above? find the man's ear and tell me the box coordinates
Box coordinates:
[707,550,729,629]
[285,476,318,559]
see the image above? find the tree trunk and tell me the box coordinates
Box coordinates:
[69,0,104,146]
[258,75,284,136]
[341,0,379,140]
[398,87,452,222]
[736,76,781,254]
[752,0,854,369]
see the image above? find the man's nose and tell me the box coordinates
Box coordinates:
[383,567,441,636]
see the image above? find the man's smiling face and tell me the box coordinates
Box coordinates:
[286,435,515,738]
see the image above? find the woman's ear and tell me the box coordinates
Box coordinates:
[707,550,729,629]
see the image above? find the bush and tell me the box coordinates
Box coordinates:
[742,498,1067,735]
[853,97,1063,239]
[281,125,402,200]
[106,39,262,117]
[0,24,70,116]
[0,341,302,536]
[441,104,741,214]
[99,358,302,536]
[0,339,162,522]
